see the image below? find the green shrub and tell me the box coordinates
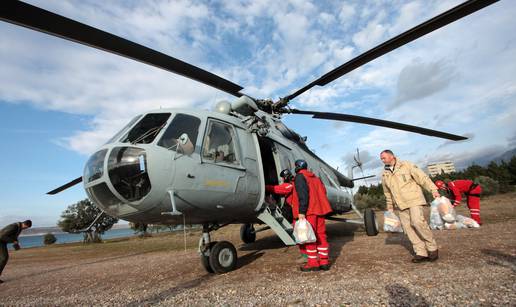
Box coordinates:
[354,193,386,211]
[475,176,499,197]
[43,233,57,245]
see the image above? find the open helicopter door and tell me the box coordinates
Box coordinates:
[252,137,296,246]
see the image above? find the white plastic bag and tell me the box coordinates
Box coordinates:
[293,219,316,244]
[429,204,444,230]
[444,222,467,230]
[431,196,457,223]
[383,211,403,232]
[456,215,480,228]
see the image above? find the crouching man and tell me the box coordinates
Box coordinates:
[0,220,32,283]
[380,150,439,263]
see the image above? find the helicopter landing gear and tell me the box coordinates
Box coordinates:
[240,223,256,244]
[199,224,238,274]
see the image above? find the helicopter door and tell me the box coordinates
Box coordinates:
[196,119,248,217]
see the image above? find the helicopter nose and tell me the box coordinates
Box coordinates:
[106,146,152,202]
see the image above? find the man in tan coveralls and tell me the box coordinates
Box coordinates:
[380,150,440,263]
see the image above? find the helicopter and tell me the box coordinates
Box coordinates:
[0,0,497,273]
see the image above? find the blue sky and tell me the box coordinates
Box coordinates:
[1,0,515,226]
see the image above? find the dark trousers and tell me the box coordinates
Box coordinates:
[0,242,8,276]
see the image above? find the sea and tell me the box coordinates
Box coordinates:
[14,228,136,249]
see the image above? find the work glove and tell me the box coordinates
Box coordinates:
[13,243,20,250]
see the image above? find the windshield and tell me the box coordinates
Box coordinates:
[106,115,142,144]
[122,113,170,144]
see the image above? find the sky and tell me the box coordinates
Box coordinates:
[1,0,515,227]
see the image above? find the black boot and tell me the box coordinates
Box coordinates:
[428,250,439,262]
[411,255,429,263]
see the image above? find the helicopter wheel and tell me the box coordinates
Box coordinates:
[364,208,379,236]
[240,223,256,244]
[208,241,237,274]
[200,242,216,273]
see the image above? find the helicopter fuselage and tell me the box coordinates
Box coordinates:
[83,107,353,226]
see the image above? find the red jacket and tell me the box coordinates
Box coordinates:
[291,169,332,218]
[446,179,481,205]
[265,182,294,205]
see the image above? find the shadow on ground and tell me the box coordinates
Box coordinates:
[482,249,516,272]
[385,232,413,255]
[386,283,430,307]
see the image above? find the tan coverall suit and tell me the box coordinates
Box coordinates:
[382,160,438,257]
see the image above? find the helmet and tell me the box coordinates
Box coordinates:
[294,159,308,173]
[280,169,293,182]
[434,180,446,190]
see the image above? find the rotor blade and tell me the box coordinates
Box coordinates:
[47,176,82,195]
[290,109,467,141]
[0,0,244,97]
[351,175,375,182]
[283,0,499,102]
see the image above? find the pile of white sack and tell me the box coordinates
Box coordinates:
[430,196,480,230]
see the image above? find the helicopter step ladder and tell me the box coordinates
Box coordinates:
[257,205,296,246]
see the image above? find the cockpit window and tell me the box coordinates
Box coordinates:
[122,113,170,144]
[106,115,142,144]
[202,120,239,164]
[158,114,201,154]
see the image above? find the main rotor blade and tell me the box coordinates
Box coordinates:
[283,0,499,102]
[290,109,468,141]
[0,0,244,97]
[47,176,82,195]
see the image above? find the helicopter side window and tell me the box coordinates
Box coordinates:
[121,113,171,144]
[202,120,238,164]
[158,114,201,154]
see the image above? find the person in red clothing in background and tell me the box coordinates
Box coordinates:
[435,179,482,225]
[291,159,333,272]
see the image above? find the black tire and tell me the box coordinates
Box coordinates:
[364,208,379,236]
[240,224,256,244]
[200,242,216,273]
[209,241,237,274]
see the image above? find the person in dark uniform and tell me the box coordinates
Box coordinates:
[0,220,32,283]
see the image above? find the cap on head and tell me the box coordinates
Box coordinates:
[434,180,446,190]
[23,220,32,227]
[294,159,308,173]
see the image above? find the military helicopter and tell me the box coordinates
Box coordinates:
[1,0,497,273]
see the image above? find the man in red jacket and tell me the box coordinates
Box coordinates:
[291,159,333,272]
[266,169,306,257]
[435,179,482,224]
[265,169,294,206]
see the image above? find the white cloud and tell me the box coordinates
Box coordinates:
[394,59,457,106]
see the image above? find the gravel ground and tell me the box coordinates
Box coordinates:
[1,194,515,306]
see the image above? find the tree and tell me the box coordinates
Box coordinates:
[58,199,118,243]
[129,222,150,237]
[475,176,499,196]
[508,156,516,185]
[43,233,57,245]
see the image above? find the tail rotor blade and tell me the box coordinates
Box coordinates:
[47,176,82,195]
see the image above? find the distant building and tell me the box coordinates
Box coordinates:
[427,161,456,176]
